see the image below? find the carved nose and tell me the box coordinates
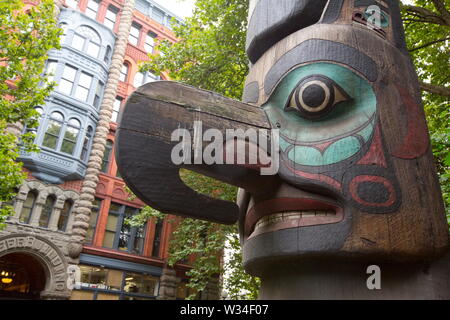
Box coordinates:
[116,81,273,224]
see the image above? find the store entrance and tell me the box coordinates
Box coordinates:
[0,252,46,300]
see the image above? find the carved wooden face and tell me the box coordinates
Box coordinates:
[116,0,449,278]
[239,0,448,273]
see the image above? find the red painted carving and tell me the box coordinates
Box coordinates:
[357,126,387,167]
[391,85,429,159]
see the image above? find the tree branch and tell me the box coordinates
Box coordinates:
[430,0,450,25]
[420,82,450,98]
[409,36,450,52]
[401,4,448,26]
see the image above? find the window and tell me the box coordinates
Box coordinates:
[66,0,78,8]
[152,8,164,24]
[133,72,144,88]
[93,81,104,109]
[103,202,120,248]
[81,126,93,161]
[104,46,112,64]
[119,64,129,82]
[101,140,113,172]
[39,195,56,228]
[58,65,77,95]
[151,219,164,257]
[61,118,81,155]
[145,71,159,84]
[144,32,156,53]
[58,200,73,231]
[104,6,118,30]
[134,71,159,88]
[71,26,101,58]
[123,272,158,296]
[45,61,58,83]
[74,73,93,102]
[59,23,68,44]
[103,203,145,254]
[43,112,64,150]
[112,97,122,123]
[85,198,101,244]
[85,0,100,20]
[75,265,159,300]
[128,23,141,46]
[19,191,37,224]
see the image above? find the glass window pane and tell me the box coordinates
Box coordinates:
[72,34,85,51]
[39,196,55,228]
[86,42,100,58]
[74,86,89,102]
[19,192,36,223]
[46,61,57,82]
[133,72,144,88]
[79,73,93,87]
[118,222,131,251]
[105,214,118,231]
[102,231,115,248]
[79,265,107,289]
[58,79,74,95]
[119,64,128,82]
[70,290,94,300]
[107,270,123,291]
[86,0,99,19]
[43,119,62,149]
[124,273,159,296]
[101,140,113,172]
[63,66,77,81]
[58,200,73,231]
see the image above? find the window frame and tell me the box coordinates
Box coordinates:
[58,199,74,232]
[19,191,37,224]
[128,23,142,46]
[39,195,56,228]
[102,203,146,255]
[104,5,119,30]
[101,139,113,173]
[85,0,100,20]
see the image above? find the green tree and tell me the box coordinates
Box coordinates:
[400,0,450,226]
[0,0,61,228]
[139,0,449,299]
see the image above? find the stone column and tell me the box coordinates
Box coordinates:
[157,268,180,300]
[29,202,44,227]
[68,0,136,259]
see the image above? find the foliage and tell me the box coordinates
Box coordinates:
[142,0,249,100]
[401,0,450,226]
[0,0,61,227]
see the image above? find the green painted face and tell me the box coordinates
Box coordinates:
[263,63,377,167]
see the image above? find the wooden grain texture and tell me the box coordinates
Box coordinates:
[117,81,273,224]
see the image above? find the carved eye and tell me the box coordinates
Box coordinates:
[286,75,351,119]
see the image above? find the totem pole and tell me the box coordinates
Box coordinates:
[116,0,450,299]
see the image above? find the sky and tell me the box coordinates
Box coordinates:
[152,0,416,19]
[152,0,195,19]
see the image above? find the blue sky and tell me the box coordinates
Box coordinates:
[153,0,195,19]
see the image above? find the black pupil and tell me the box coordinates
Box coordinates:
[302,83,326,109]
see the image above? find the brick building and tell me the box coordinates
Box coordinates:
[0,0,218,300]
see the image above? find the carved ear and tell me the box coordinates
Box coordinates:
[116,81,271,225]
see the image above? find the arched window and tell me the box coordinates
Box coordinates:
[61,118,81,155]
[39,195,56,228]
[81,126,93,161]
[119,63,129,82]
[101,140,113,173]
[58,199,73,231]
[72,25,101,58]
[43,112,64,150]
[19,191,37,224]
[104,46,112,64]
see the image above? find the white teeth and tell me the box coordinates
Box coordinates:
[253,210,336,231]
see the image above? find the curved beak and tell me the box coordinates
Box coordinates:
[116,81,273,224]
